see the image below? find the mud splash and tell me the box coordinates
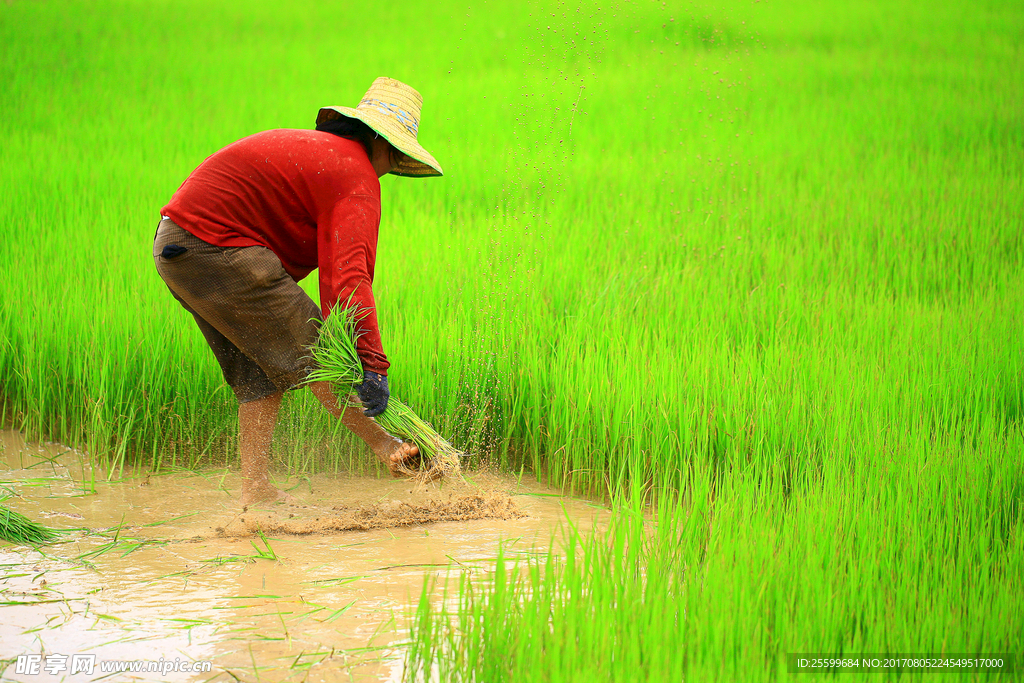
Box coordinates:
[223,492,523,537]
[0,430,608,682]
[213,464,525,538]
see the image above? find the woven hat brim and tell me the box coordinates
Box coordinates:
[317,106,443,177]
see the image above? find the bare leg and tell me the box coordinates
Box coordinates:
[307,381,419,476]
[238,391,293,506]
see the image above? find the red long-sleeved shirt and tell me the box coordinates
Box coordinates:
[162,129,389,375]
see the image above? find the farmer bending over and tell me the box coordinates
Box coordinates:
[153,78,443,506]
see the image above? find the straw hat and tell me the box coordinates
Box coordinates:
[317,77,443,178]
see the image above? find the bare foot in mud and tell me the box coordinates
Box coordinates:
[240,485,296,508]
[375,440,420,477]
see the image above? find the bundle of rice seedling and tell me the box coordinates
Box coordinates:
[0,498,59,546]
[309,306,463,481]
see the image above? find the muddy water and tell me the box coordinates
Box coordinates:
[0,430,609,682]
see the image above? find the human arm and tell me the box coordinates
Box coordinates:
[317,194,390,377]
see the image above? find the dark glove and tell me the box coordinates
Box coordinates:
[356,370,389,417]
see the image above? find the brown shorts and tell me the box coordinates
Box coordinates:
[153,218,321,403]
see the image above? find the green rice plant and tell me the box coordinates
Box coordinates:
[200,532,278,565]
[0,499,59,546]
[407,472,1024,682]
[309,305,463,480]
[250,529,278,561]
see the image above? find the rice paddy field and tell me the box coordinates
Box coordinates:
[2,0,1023,680]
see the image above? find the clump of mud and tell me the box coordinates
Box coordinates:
[214,473,523,537]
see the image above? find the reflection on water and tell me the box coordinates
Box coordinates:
[0,430,607,682]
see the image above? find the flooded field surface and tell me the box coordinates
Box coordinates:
[0,430,609,682]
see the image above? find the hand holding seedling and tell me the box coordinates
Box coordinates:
[311,310,464,481]
[357,371,389,417]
